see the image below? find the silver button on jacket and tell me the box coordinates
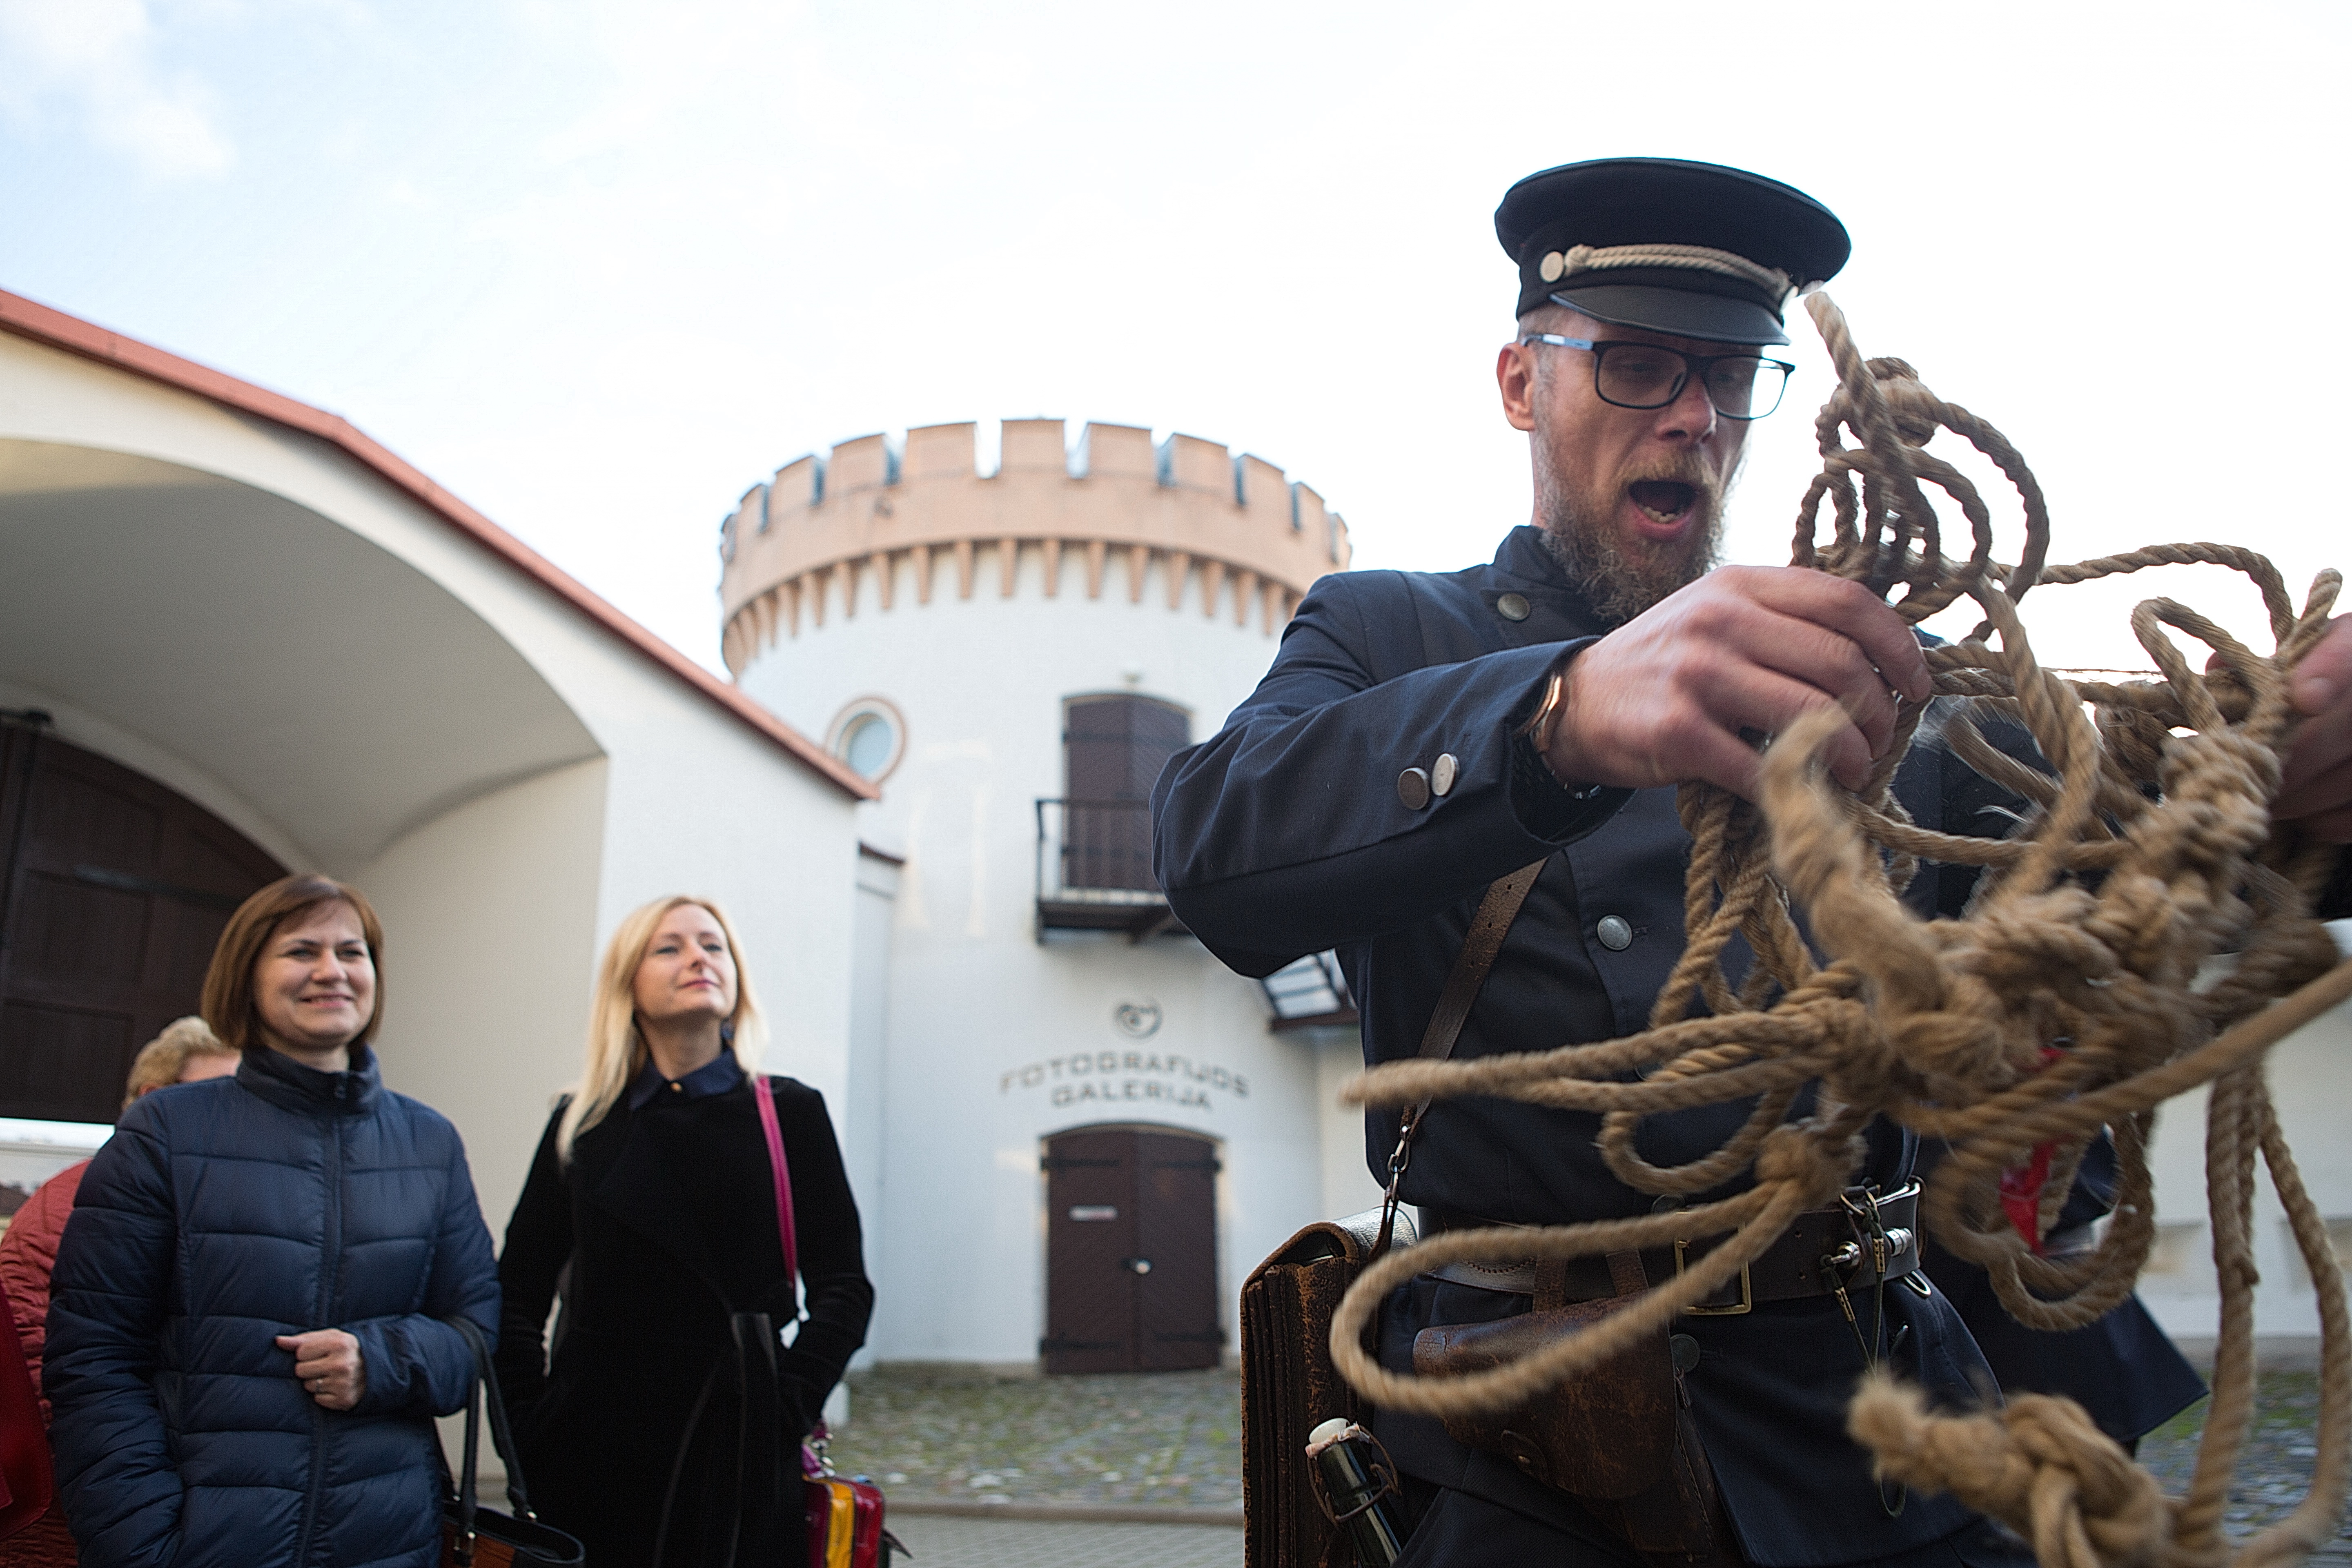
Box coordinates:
[1596,914,1634,950]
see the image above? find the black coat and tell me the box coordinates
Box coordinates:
[1152,527,2249,1565]
[495,1075,872,1568]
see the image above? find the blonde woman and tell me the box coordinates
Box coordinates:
[495,896,871,1568]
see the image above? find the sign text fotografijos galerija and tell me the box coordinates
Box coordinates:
[999,1051,1250,1112]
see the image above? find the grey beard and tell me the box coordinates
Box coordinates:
[1535,501,1724,628]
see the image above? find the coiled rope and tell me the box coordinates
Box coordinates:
[1326,291,2352,1568]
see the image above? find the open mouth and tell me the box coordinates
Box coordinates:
[1628,480,1697,523]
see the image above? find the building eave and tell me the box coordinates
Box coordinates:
[0,287,875,803]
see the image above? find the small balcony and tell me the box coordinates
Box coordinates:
[1034,798,1186,940]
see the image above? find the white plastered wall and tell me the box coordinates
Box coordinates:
[741,540,1336,1364]
[351,758,609,1228]
[0,331,864,1238]
[2136,922,2352,1355]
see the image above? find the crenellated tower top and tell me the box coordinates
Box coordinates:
[718,419,1352,676]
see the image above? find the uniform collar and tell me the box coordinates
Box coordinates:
[1483,525,1612,641]
[627,1048,746,1111]
[236,1042,381,1118]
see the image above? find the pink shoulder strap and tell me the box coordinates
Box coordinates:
[752,1074,799,1286]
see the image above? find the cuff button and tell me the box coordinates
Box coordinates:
[1431,753,1459,797]
[1396,767,1432,810]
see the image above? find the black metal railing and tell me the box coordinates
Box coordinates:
[1035,799,1181,937]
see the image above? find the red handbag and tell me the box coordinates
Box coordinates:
[750,1077,903,1568]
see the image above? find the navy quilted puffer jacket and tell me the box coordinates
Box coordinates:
[47,1044,499,1568]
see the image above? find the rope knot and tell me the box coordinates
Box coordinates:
[1849,1378,2172,1568]
[1755,1127,1846,1206]
[1868,358,1941,446]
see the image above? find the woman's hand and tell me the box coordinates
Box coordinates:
[277,1328,367,1411]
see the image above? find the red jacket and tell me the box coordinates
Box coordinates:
[0,1160,87,1421]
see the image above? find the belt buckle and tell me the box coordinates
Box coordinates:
[1674,1238,1753,1316]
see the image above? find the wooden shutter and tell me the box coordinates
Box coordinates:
[1062,697,1189,892]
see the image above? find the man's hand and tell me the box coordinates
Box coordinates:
[2277,615,2352,842]
[278,1328,366,1412]
[1545,566,1933,800]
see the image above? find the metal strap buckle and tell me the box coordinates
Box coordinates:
[1673,1238,1753,1316]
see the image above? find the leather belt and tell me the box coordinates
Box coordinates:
[1419,1183,1926,1315]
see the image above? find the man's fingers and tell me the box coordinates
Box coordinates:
[2294,617,2352,715]
[1730,568,1931,703]
[1700,664,1878,791]
[1746,616,1905,758]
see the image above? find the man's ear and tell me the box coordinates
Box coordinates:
[1497,341,1539,432]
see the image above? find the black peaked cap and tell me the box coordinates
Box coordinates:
[1495,158,1850,345]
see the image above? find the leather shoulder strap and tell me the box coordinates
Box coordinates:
[752,1074,798,1288]
[1370,858,1547,1260]
[1412,859,1547,1072]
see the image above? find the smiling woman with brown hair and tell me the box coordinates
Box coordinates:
[495,894,873,1568]
[43,874,499,1568]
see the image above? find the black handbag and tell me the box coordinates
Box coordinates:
[441,1316,586,1567]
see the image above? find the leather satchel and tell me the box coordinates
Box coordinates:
[1240,1205,1417,1568]
[441,1316,586,1567]
[1410,1252,1674,1501]
[1408,1249,1728,1563]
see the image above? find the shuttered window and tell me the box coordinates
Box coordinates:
[1062,696,1189,891]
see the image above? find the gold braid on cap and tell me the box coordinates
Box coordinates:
[1537,243,1796,308]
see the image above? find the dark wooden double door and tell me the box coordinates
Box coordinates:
[0,720,285,1123]
[1042,1126,1222,1373]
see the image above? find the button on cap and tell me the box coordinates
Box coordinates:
[1396,767,1432,810]
[1431,753,1459,797]
[1596,914,1633,950]
[1496,592,1530,622]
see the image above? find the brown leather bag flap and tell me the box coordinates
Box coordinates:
[1411,1297,1675,1501]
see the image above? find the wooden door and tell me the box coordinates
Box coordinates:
[0,719,285,1123]
[1042,1125,1223,1373]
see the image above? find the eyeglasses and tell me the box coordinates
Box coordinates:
[1519,334,1796,421]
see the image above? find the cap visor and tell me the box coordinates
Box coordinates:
[1549,284,1788,346]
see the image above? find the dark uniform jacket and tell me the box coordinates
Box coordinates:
[1154,525,2163,1566]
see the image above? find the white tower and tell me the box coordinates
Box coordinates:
[719,419,1379,1370]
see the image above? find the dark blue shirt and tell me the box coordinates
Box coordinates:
[626,1050,746,1111]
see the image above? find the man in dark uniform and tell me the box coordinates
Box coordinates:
[1152,158,2352,1567]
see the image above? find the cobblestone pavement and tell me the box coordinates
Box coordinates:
[840,1365,2350,1559]
[886,1515,1238,1568]
[2140,1372,2352,1555]
[831,1365,1243,1510]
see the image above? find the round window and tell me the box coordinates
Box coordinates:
[827,698,905,782]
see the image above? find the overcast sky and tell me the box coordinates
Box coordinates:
[4,0,2344,679]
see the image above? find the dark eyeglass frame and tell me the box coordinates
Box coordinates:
[1518,333,1797,421]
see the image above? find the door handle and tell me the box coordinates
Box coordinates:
[1123,1257,1154,1275]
